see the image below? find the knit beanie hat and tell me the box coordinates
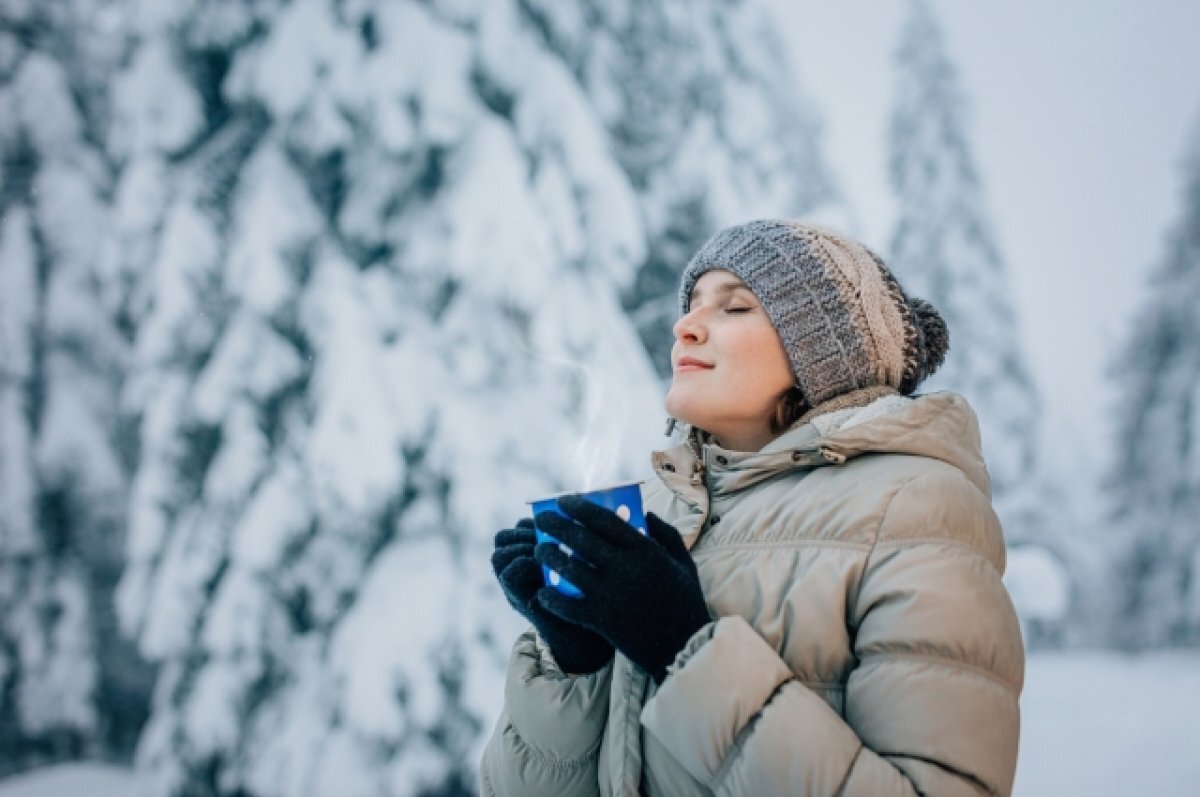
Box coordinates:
[678,220,949,408]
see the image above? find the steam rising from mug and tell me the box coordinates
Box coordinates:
[498,307,631,490]
[572,364,627,491]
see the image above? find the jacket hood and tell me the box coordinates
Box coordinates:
[808,391,990,494]
[651,391,990,501]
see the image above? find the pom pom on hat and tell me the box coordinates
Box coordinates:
[908,297,949,383]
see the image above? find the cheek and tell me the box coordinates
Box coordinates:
[736,329,793,392]
[767,347,794,391]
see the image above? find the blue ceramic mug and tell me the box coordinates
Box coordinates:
[530,482,646,597]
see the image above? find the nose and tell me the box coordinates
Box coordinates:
[673,306,706,344]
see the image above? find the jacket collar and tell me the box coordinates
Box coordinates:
[651,391,991,501]
[650,417,842,502]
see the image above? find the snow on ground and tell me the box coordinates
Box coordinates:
[1015,649,1200,796]
[1,652,1197,796]
[0,764,135,797]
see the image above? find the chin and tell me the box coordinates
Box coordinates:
[665,393,707,432]
[664,389,688,423]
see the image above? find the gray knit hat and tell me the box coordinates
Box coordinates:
[678,220,948,408]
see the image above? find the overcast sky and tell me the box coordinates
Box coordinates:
[769,0,1200,511]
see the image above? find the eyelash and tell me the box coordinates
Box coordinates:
[725,306,752,314]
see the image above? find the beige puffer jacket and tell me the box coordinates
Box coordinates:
[480,391,1024,797]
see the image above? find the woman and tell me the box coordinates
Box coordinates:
[482,220,1024,796]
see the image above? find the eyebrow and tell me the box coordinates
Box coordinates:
[689,280,753,304]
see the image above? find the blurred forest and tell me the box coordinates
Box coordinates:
[0,0,1196,794]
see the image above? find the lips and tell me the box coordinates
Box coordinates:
[674,356,714,372]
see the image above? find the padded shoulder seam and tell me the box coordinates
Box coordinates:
[850,470,981,624]
[873,467,997,547]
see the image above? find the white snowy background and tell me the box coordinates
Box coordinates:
[2,0,1199,795]
[777,0,1200,535]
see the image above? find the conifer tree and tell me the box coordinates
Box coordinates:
[0,0,150,772]
[1105,114,1200,649]
[102,1,713,793]
[516,0,843,376]
[889,1,1048,541]
[887,0,1076,644]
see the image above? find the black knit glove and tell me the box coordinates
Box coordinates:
[492,518,614,674]
[534,495,711,684]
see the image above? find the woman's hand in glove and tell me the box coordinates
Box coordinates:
[534,496,711,684]
[491,518,614,675]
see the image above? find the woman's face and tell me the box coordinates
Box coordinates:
[664,269,794,452]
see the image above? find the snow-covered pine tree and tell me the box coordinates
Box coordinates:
[1104,113,1200,649]
[512,0,843,376]
[0,0,151,772]
[886,0,1073,644]
[101,0,736,793]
